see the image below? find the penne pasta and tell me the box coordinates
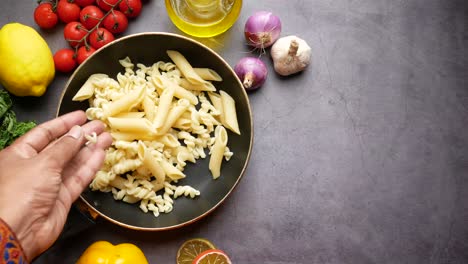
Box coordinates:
[220,90,240,135]
[153,86,175,128]
[165,78,199,105]
[179,78,216,92]
[208,92,225,124]
[110,131,158,142]
[193,68,222,81]
[114,112,145,119]
[108,117,155,134]
[157,99,190,135]
[72,73,108,101]
[209,126,228,179]
[104,85,145,117]
[160,159,185,181]
[138,142,166,184]
[142,96,156,121]
[167,50,205,85]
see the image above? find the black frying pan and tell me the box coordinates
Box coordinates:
[57,32,253,230]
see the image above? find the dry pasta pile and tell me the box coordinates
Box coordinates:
[72,50,240,217]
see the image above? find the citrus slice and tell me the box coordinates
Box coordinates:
[192,249,232,264]
[176,238,216,264]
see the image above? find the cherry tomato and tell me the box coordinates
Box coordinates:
[57,0,81,23]
[64,21,88,47]
[103,10,128,34]
[119,0,142,18]
[96,0,120,11]
[34,3,59,29]
[54,49,77,73]
[74,0,96,7]
[88,28,115,49]
[76,46,96,64]
[80,5,104,30]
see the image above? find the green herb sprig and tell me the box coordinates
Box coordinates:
[0,90,36,149]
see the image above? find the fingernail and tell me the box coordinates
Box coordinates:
[68,125,82,139]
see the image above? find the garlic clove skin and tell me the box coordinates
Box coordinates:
[270,35,311,76]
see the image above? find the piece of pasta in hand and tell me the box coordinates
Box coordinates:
[85,132,98,145]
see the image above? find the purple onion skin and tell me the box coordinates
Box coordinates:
[244,11,282,49]
[234,57,268,91]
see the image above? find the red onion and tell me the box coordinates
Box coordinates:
[234,57,268,91]
[244,11,282,49]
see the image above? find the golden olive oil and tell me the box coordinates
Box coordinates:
[165,0,242,38]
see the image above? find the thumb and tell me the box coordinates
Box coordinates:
[40,125,85,169]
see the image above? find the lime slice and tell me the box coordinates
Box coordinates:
[176,238,216,264]
[193,249,232,264]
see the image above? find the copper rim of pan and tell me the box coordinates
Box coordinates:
[56,32,254,231]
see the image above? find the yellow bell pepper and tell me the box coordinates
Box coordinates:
[76,241,149,264]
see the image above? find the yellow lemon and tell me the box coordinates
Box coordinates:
[0,23,55,97]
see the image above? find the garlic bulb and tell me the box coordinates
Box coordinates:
[270,35,311,76]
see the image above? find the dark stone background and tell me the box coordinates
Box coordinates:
[2,0,468,263]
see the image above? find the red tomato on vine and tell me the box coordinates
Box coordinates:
[88,28,115,49]
[119,0,142,18]
[34,3,59,29]
[74,0,96,7]
[76,46,96,64]
[96,0,120,11]
[64,21,88,47]
[54,49,77,73]
[57,0,81,23]
[80,5,104,30]
[103,10,128,34]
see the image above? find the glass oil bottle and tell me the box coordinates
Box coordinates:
[165,0,242,38]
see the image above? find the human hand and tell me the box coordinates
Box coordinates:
[0,110,112,261]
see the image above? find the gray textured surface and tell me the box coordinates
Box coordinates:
[1,0,468,263]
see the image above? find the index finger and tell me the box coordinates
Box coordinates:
[11,111,87,157]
